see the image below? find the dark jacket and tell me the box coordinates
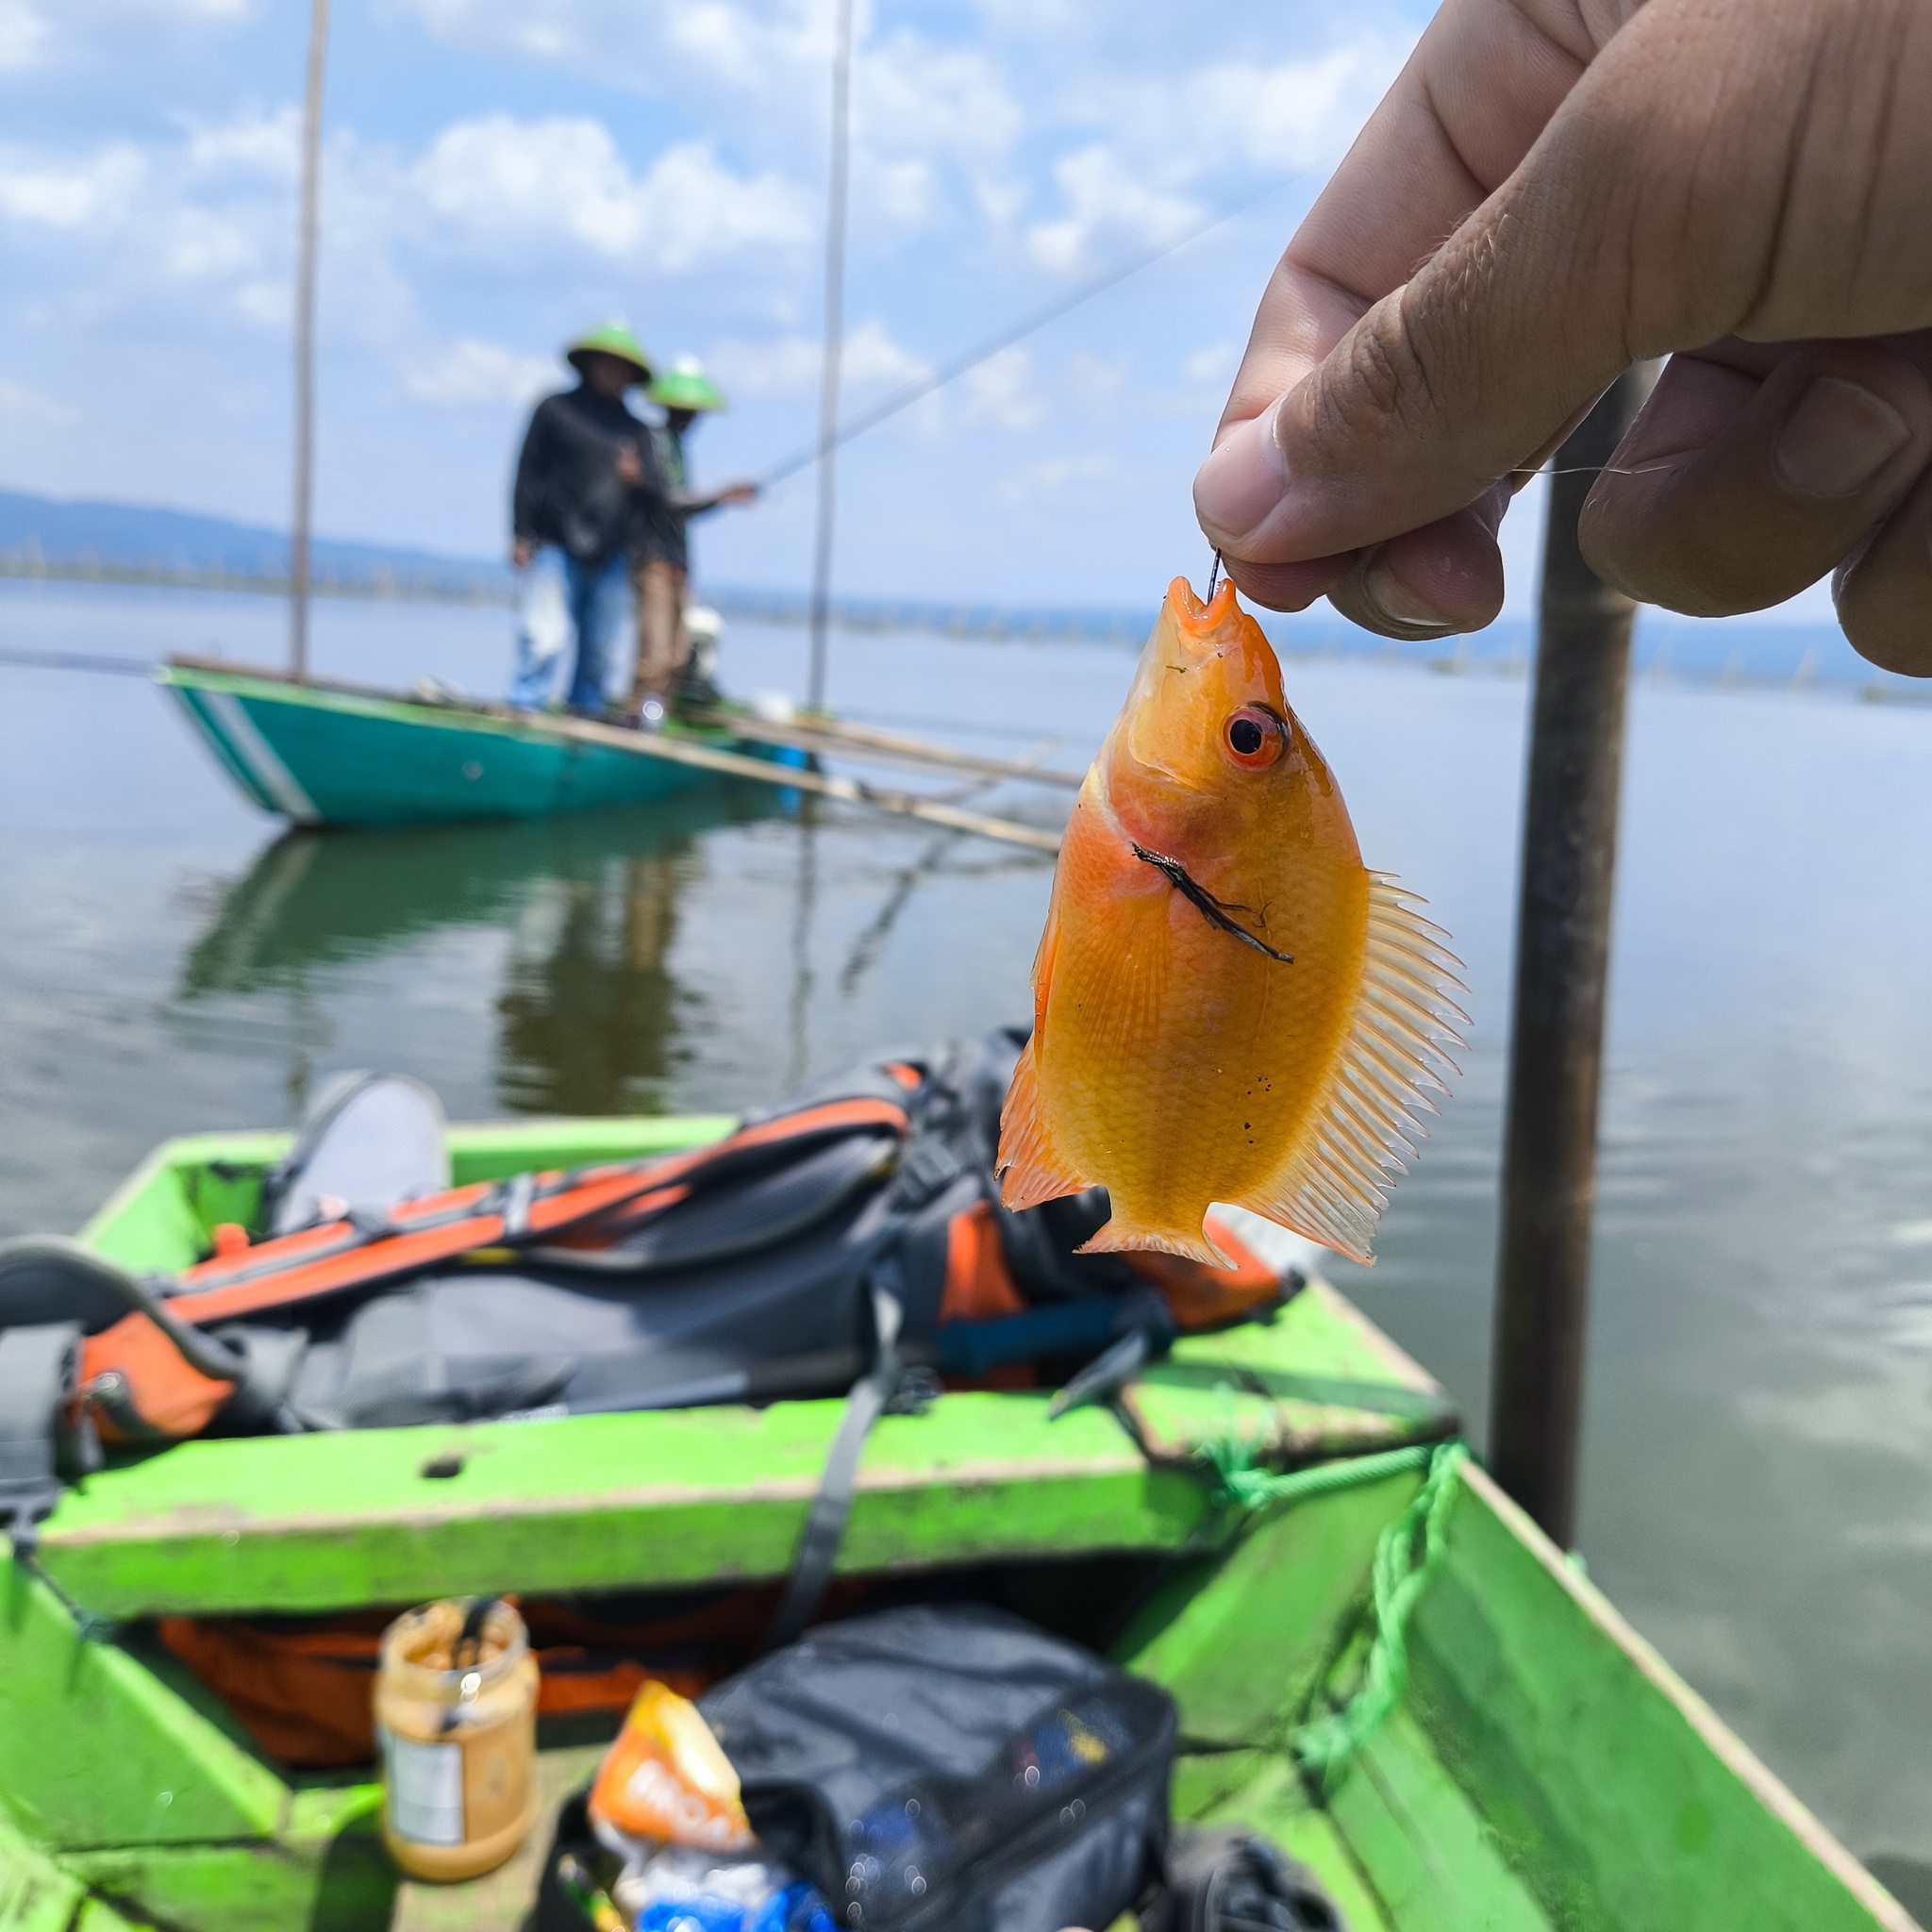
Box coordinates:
[511,385,664,566]
[634,421,691,572]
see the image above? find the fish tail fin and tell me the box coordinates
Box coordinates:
[1237,873,1467,1267]
[1077,1216,1233,1270]
[996,1041,1090,1211]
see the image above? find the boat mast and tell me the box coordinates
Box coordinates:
[289,0,330,683]
[1490,361,1656,1547]
[805,0,854,716]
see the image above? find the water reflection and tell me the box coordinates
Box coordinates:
[176,782,793,1117]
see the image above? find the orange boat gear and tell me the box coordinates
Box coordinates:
[81,1096,911,1442]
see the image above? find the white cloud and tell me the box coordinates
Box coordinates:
[1183,341,1237,387]
[1025,146,1201,275]
[843,318,930,391]
[0,144,144,227]
[997,452,1119,508]
[411,117,812,270]
[708,319,929,400]
[407,337,560,408]
[1172,44,1408,173]
[186,108,298,182]
[961,345,1041,431]
[0,0,45,69]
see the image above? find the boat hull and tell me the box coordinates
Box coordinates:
[159,660,804,828]
[0,1119,1915,1932]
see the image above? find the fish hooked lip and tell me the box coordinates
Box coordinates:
[1130,842,1293,964]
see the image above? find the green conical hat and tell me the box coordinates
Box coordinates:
[565,322,652,381]
[647,354,726,412]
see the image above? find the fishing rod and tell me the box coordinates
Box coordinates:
[750,169,1309,493]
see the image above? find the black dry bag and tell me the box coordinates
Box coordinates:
[700,1604,1177,1932]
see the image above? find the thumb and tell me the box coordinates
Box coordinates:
[1195,5,1780,567]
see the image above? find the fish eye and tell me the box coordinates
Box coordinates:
[1224,706,1285,769]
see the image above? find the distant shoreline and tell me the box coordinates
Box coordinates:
[1,550,1923,706]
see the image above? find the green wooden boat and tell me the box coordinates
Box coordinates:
[0,1113,1916,1932]
[157,657,808,830]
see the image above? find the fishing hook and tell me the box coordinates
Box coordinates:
[1131,843,1292,963]
[1206,549,1223,599]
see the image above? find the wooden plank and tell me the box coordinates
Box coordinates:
[1122,1283,1459,1465]
[65,1789,393,1932]
[35,1394,1197,1618]
[1325,1707,1553,1932]
[0,1803,87,1932]
[1116,1463,1423,1750]
[548,711,1064,852]
[1182,1750,1396,1932]
[683,704,1085,790]
[1406,1463,1918,1932]
[0,1565,286,1851]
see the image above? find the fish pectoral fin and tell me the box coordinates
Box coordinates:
[1237,873,1469,1267]
[996,1039,1091,1210]
[1077,1216,1232,1269]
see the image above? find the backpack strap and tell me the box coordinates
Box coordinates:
[0,1322,96,1556]
[71,1098,909,1442]
[761,1272,905,1652]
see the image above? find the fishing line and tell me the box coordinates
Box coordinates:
[1509,461,1679,479]
[752,169,1322,492]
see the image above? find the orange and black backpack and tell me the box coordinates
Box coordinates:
[0,1030,1294,1553]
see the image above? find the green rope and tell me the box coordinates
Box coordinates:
[1199,1434,1441,1511]
[1291,1440,1467,1790]
[1200,1424,1468,1793]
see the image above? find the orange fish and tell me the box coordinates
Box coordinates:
[997,575,1465,1266]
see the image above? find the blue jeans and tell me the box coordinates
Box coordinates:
[509,548,630,711]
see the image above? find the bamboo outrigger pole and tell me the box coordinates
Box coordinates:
[1490,363,1656,1547]
[289,0,329,684]
[805,0,855,716]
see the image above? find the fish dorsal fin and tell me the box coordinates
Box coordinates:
[996,1037,1092,1210]
[1236,874,1468,1265]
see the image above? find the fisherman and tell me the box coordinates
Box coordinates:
[508,323,664,715]
[626,355,758,731]
[1193,0,1932,679]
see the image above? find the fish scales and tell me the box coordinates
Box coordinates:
[997,575,1466,1266]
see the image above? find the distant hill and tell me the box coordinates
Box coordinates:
[0,489,505,593]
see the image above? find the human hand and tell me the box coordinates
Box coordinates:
[1192,0,1932,674]
[720,482,759,507]
[617,441,643,487]
[510,539,534,570]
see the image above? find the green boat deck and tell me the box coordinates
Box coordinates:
[0,1116,1916,1931]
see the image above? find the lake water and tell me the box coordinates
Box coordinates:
[4,577,1931,1886]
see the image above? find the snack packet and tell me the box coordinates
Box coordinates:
[589,1680,755,1853]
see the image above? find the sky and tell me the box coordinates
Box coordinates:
[0,0,1832,624]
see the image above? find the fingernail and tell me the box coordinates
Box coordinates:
[1358,556,1456,636]
[1774,377,1910,498]
[1193,409,1291,541]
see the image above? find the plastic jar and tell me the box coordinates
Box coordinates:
[375,1598,540,1882]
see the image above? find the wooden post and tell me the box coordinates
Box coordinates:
[289,0,329,683]
[1489,364,1655,1547]
[805,0,855,716]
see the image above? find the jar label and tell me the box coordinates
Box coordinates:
[382,1726,465,1846]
